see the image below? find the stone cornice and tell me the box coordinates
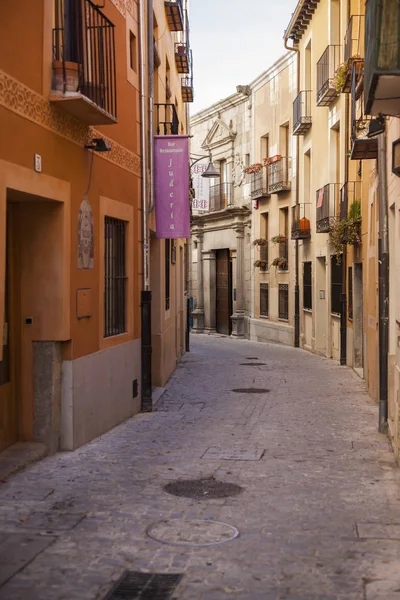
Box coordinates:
[0,69,140,177]
[191,205,251,227]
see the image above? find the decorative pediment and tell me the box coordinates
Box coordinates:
[201,118,236,150]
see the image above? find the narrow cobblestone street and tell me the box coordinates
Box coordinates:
[1,335,400,600]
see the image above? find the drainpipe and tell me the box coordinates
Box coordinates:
[378,130,389,432]
[340,89,349,365]
[284,39,300,348]
[148,0,155,214]
[139,0,152,411]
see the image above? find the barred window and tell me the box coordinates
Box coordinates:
[331,257,342,315]
[260,283,269,317]
[303,262,312,310]
[279,284,289,321]
[165,239,170,310]
[104,217,127,337]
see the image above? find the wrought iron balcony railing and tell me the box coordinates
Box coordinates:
[350,63,378,160]
[316,45,341,106]
[181,77,194,102]
[165,0,184,31]
[291,204,311,240]
[51,0,117,125]
[342,15,365,93]
[175,42,190,73]
[267,157,290,194]
[365,0,400,116]
[209,183,232,212]
[293,91,312,135]
[155,103,179,135]
[251,171,269,200]
[316,183,340,233]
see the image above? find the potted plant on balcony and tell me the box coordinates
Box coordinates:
[53,60,79,93]
[271,256,288,269]
[332,61,348,92]
[254,259,267,269]
[271,234,286,244]
[252,238,268,246]
[245,163,263,174]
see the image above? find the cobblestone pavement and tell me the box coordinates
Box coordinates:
[1,335,400,600]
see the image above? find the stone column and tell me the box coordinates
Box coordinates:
[203,250,217,333]
[231,224,245,337]
[192,232,204,333]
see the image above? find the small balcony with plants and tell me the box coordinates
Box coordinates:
[365,0,400,115]
[165,0,184,32]
[155,103,179,135]
[293,91,312,135]
[267,156,291,194]
[271,235,288,271]
[51,0,117,125]
[253,238,268,272]
[349,63,378,160]
[291,204,311,240]
[330,182,362,261]
[316,183,340,233]
[209,182,232,212]
[248,163,270,200]
[340,14,365,93]
[316,45,341,106]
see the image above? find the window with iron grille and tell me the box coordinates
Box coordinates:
[165,239,171,310]
[104,217,127,337]
[260,283,269,317]
[279,284,289,321]
[331,256,342,315]
[303,262,312,310]
[348,266,353,320]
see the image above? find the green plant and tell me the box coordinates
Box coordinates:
[330,201,362,264]
[271,256,288,269]
[332,61,348,91]
[348,198,361,220]
[254,259,267,268]
[271,235,286,244]
[252,238,268,246]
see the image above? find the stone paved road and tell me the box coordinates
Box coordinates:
[1,335,400,600]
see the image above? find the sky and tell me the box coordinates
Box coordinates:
[189,0,298,115]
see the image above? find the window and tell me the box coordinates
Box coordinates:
[303,262,312,310]
[165,239,170,310]
[348,266,353,320]
[278,207,289,270]
[104,217,127,337]
[260,213,268,271]
[260,283,269,317]
[279,284,289,321]
[129,31,137,71]
[331,256,342,315]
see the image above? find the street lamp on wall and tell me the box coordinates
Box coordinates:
[190,153,220,178]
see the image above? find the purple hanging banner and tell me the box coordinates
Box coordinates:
[154,135,190,239]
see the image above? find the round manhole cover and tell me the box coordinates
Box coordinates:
[163,477,242,500]
[146,519,239,547]
[231,388,270,394]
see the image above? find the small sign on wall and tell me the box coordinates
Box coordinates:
[34,154,42,173]
[77,198,94,269]
[320,290,326,300]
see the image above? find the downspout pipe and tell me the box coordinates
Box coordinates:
[284,38,300,348]
[378,130,389,432]
[340,85,349,365]
[139,0,152,411]
[148,0,155,214]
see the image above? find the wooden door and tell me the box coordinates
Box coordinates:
[216,249,231,335]
[0,225,16,452]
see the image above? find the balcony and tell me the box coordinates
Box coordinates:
[267,157,290,194]
[209,183,232,212]
[316,45,341,106]
[365,0,400,115]
[316,183,340,233]
[293,91,312,135]
[50,0,117,125]
[181,77,194,102]
[340,181,362,220]
[155,103,179,135]
[175,42,190,73]
[164,0,184,31]
[342,15,365,93]
[251,171,269,200]
[350,63,378,160]
[291,204,311,240]
[339,182,362,244]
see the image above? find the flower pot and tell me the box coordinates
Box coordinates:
[299,217,310,234]
[53,60,79,92]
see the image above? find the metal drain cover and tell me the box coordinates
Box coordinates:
[104,571,182,599]
[163,477,242,499]
[146,519,239,547]
[231,388,270,394]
